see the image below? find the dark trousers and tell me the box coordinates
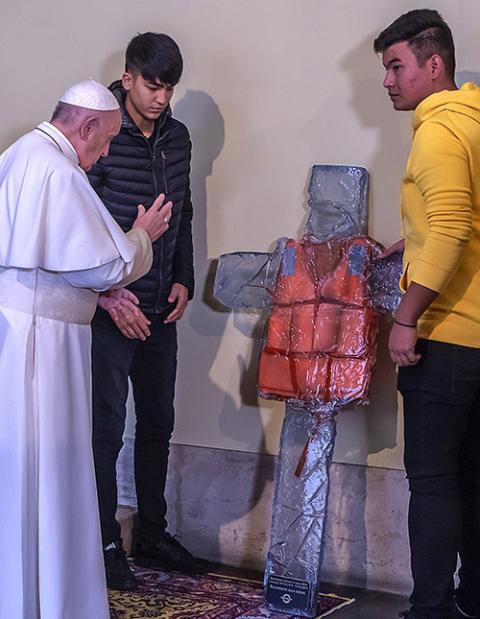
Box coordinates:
[91,308,177,548]
[398,339,480,619]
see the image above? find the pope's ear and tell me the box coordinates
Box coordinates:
[78,116,98,141]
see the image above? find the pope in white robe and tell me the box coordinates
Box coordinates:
[0,80,172,619]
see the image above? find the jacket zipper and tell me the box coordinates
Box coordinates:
[142,135,164,313]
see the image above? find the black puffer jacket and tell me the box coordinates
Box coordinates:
[88,81,194,314]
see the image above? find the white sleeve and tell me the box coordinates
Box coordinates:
[61,228,152,291]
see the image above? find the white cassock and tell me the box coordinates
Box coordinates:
[0,122,152,619]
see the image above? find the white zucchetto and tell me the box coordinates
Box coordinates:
[59,79,120,111]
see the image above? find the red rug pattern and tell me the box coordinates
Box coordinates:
[108,566,354,618]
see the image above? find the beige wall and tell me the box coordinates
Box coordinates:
[2,1,477,469]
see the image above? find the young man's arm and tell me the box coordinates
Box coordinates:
[390,120,473,366]
[172,135,194,288]
[389,282,437,366]
[164,133,194,324]
[165,182,194,323]
[172,183,194,291]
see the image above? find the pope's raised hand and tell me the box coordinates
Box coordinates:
[133,193,173,242]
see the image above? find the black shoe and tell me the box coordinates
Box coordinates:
[133,533,211,575]
[104,540,138,590]
[399,607,471,619]
[454,602,478,618]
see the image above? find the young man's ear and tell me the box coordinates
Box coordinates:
[430,54,444,79]
[122,72,134,91]
[79,116,98,141]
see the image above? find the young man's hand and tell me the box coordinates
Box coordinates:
[388,282,438,366]
[164,283,189,323]
[388,281,437,366]
[388,322,421,366]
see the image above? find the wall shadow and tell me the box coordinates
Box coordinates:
[322,31,409,588]
[171,90,276,564]
[338,31,405,459]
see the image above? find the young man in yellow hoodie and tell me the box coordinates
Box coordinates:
[374,9,480,619]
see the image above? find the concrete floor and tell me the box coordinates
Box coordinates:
[317,582,408,618]
[216,564,409,619]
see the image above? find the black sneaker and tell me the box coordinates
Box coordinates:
[104,540,138,590]
[400,607,467,619]
[455,602,478,618]
[133,533,210,575]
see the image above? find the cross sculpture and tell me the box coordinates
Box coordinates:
[214,165,401,617]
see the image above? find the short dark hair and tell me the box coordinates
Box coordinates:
[125,32,183,86]
[373,9,455,79]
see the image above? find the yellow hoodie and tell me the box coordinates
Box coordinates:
[401,81,480,347]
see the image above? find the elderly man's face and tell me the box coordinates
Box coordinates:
[78,110,121,171]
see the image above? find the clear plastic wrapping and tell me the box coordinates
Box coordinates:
[213,164,402,618]
[213,239,287,310]
[264,403,336,617]
[257,236,383,408]
[305,165,368,241]
[370,250,403,312]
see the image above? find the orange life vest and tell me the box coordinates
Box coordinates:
[258,237,382,405]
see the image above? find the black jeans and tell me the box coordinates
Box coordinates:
[398,339,480,619]
[91,308,177,548]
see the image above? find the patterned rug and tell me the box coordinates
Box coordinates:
[109,565,354,619]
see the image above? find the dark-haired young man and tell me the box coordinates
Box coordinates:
[374,9,480,619]
[88,32,204,590]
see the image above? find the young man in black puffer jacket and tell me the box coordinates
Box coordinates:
[88,32,207,591]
